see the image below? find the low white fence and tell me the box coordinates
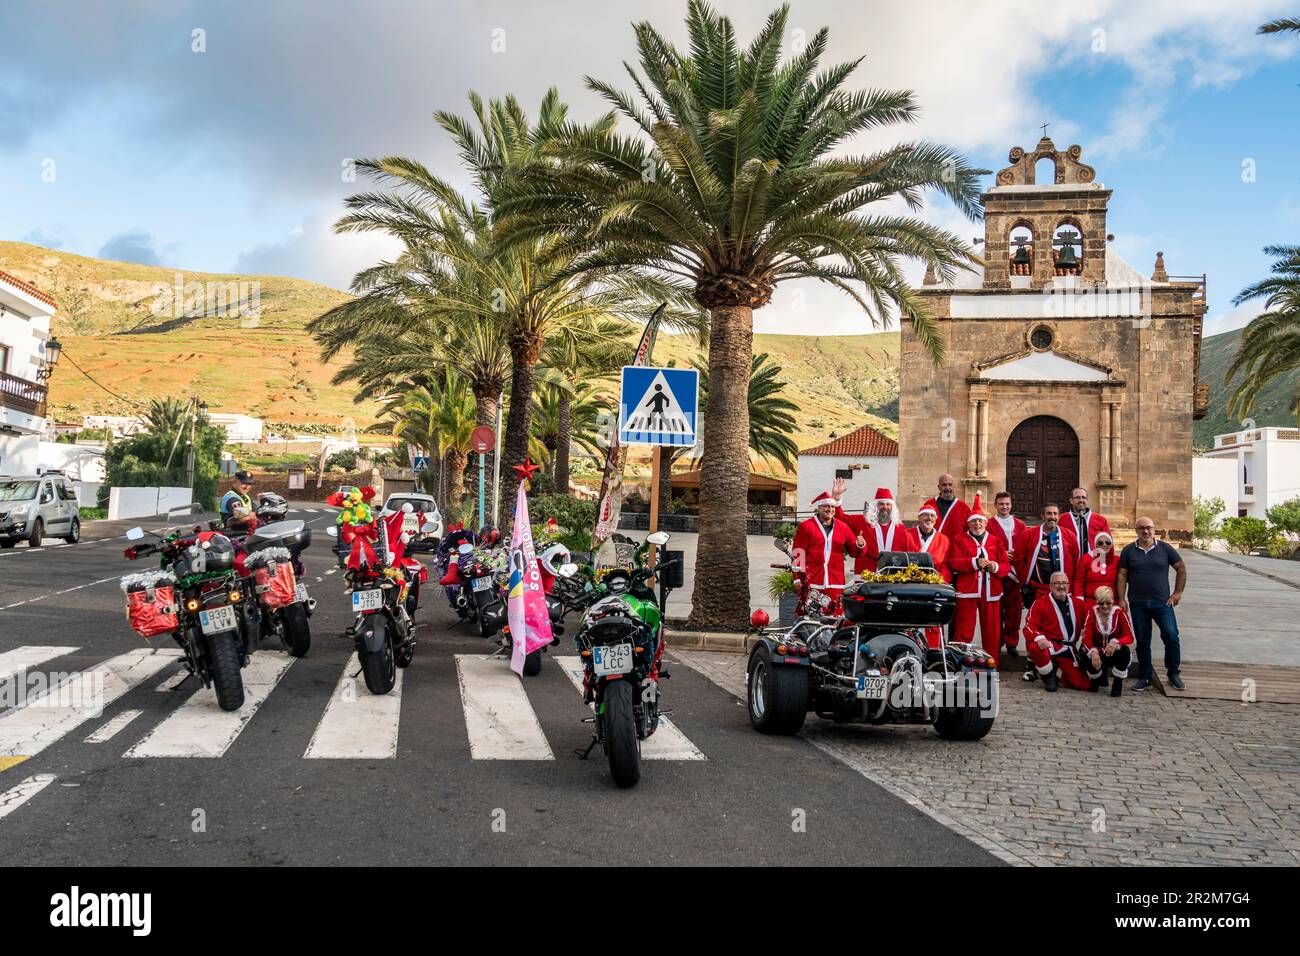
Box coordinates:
[107,486,194,520]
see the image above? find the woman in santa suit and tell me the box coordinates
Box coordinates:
[1078,586,1133,697]
[1072,531,1118,611]
[791,490,864,615]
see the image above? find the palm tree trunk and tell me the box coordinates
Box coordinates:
[447,449,468,515]
[555,389,572,498]
[687,305,753,630]
[500,335,543,526]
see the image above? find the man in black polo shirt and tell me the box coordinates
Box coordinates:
[1116,517,1188,690]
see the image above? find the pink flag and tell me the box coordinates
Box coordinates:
[508,481,554,676]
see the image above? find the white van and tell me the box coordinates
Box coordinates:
[0,472,82,547]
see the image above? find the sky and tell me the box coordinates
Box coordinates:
[1,0,1297,337]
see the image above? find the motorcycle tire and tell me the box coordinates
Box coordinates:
[930,662,995,741]
[523,649,542,677]
[280,602,312,658]
[747,644,808,735]
[603,678,640,789]
[360,638,397,696]
[207,631,246,712]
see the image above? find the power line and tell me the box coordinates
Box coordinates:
[58,349,144,408]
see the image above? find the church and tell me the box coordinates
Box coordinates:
[896,136,1207,538]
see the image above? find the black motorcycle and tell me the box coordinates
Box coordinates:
[328,524,415,695]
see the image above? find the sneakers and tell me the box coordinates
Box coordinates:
[1041,670,1059,692]
[1111,676,1124,698]
[1168,672,1185,690]
[1132,678,1151,691]
[1022,665,1037,682]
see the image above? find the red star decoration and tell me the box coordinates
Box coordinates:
[512,458,541,483]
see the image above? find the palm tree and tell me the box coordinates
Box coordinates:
[661,352,799,514]
[1227,245,1300,425]
[1259,17,1300,34]
[532,381,609,492]
[498,1,983,627]
[383,374,477,515]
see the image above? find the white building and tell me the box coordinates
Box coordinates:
[0,270,58,476]
[1201,427,1300,519]
[209,412,263,443]
[796,423,899,517]
[82,415,145,437]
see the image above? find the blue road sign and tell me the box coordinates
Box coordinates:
[412,455,430,471]
[619,365,699,447]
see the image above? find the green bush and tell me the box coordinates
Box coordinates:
[1266,497,1300,536]
[105,409,225,510]
[774,522,797,543]
[1266,535,1296,560]
[326,448,361,472]
[528,494,597,534]
[767,569,796,601]
[1221,516,1274,555]
[1193,496,1225,544]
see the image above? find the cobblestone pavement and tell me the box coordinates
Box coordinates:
[672,650,1300,866]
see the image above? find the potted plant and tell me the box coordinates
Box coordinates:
[767,568,799,626]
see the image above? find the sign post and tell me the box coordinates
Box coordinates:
[471,425,495,531]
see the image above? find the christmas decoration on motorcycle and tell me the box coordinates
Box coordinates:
[325,485,378,526]
[863,565,946,585]
[246,546,298,608]
[512,458,541,488]
[750,609,770,629]
[120,570,180,637]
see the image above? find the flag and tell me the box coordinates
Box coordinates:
[593,303,664,546]
[508,481,554,676]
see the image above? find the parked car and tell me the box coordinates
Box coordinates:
[380,492,442,545]
[0,472,81,547]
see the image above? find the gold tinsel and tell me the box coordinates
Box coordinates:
[863,565,946,585]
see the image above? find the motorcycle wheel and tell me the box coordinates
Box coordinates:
[207,631,246,712]
[523,649,542,677]
[747,644,808,735]
[603,679,640,789]
[360,636,397,695]
[280,602,312,658]
[931,665,995,741]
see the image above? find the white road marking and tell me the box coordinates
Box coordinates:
[0,774,56,821]
[123,651,294,758]
[0,649,181,758]
[455,654,553,760]
[0,646,80,683]
[304,653,403,759]
[555,656,706,760]
[84,709,144,743]
[154,671,189,692]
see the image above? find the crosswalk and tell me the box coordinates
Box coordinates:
[0,644,709,779]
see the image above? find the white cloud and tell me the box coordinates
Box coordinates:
[1205,300,1264,336]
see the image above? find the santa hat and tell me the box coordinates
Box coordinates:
[917,503,938,517]
[966,493,987,522]
[873,487,894,503]
[811,490,839,508]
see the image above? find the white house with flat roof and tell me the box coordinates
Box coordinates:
[0,270,58,476]
[1201,426,1300,519]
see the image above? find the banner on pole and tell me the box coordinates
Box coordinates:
[508,482,554,676]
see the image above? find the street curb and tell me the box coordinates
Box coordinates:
[666,630,752,654]
[1193,549,1300,592]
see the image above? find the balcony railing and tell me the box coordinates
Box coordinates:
[0,371,47,420]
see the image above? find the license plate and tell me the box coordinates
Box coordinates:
[295,584,308,603]
[199,605,237,635]
[402,514,420,533]
[592,642,634,677]
[352,589,384,612]
[856,674,887,700]
[471,576,492,593]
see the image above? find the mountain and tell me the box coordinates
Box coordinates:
[0,242,899,456]
[1197,326,1299,448]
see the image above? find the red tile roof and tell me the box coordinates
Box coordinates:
[0,269,58,309]
[801,423,898,458]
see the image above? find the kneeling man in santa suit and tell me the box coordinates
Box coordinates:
[914,504,951,649]
[833,478,916,576]
[792,490,863,615]
[947,496,1011,661]
[1023,572,1090,692]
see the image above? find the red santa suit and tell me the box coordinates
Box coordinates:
[837,487,918,575]
[1013,523,1079,604]
[1079,604,1134,684]
[914,506,951,649]
[792,491,862,612]
[947,497,1011,660]
[1071,544,1118,610]
[919,494,971,544]
[1062,508,1112,553]
[1023,591,1090,689]
[987,510,1027,651]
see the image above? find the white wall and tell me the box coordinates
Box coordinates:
[1263,436,1300,517]
[796,455,898,519]
[0,433,40,475]
[108,486,194,520]
[1192,457,1238,523]
[37,441,106,482]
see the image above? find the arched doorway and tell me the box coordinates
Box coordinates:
[1005,416,1079,519]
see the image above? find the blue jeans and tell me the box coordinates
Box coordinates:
[1129,599,1181,681]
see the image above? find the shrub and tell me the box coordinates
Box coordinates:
[774,522,797,543]
[1221,516,1274,555]
[528,494,597,535]
[767,569,796,601]
[1266,497,1300,537]
[325,448,361,472]
[1266,535,1296,560]
[1193,496,1225,545]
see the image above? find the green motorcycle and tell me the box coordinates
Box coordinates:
[565,531,677,789]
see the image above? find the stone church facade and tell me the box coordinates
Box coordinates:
[897,137,1207,537]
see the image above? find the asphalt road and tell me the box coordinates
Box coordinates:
[0,508,999,866]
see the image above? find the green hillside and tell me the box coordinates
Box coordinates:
[1196,326,1299,448]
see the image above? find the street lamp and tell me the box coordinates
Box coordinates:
[38,338,62,381]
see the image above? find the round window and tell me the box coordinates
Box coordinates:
[1030,326,1054,350]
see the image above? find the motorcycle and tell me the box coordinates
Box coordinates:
[225,495,315,658]
[569,530,677,788]
[747,544,998,742]
[122,507,254,711]
[327,518,417,695]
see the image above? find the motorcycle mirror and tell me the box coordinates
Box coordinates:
[558,563,578,578]
[774,537,790,554]
[326,526,339,538]
[647,531,670,546]
[125,527,145,541]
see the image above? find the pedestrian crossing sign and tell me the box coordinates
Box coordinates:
[619,366,699,446]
